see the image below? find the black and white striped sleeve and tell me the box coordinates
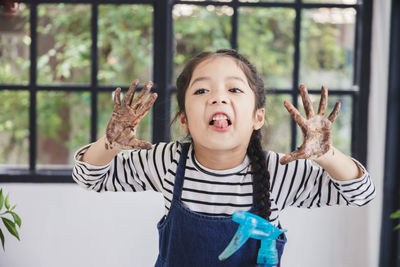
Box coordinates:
[72,142,179,193]
[266,151,376,210]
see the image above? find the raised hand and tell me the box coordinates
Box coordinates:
[105,79,158,150]
[279,84,341,165]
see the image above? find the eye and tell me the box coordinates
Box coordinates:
[194,88,208,95]
[229,88,243,93]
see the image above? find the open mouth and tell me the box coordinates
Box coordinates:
[209,113,232,128]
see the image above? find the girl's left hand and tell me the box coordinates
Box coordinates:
[280,84,341,165]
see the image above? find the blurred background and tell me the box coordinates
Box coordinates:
[0,0,398,266]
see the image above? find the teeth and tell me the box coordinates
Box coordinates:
[212,114,228,121]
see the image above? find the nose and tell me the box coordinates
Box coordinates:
[208,91,229,105]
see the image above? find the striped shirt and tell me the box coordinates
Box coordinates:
[72,142,376,226]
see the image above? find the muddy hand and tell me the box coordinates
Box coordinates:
[280,84,341,165]
[105,79,158,150]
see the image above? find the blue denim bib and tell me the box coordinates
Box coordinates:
[155,143,286,267]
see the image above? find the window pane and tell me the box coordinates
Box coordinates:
[302,0,357,4]
[97,91,152,143]
[296,94,352,155]
[169,93,188,142]
[36,91,91,168]
[98,5,153,86]
[300,8,356,89]
[37,4,91,85]
[239,0,293,3]
[262,94,291,153]
[238,8,295,89]
[180,0,232,2]
[173,4,232,81]
[0,4,30,85]
[0,90,29,168]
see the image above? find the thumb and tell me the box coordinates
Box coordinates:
[279,149,307,165]
[127,139,153,150]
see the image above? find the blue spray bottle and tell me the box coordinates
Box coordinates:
[218,211,286,267]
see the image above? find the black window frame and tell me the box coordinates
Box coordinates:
[0,0,372,183]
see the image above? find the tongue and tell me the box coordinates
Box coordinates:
[214,119,228,128]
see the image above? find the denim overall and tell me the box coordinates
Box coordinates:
[155,143,287,267]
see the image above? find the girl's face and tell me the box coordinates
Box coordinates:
[180,56,265,153]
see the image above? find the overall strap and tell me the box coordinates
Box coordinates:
[172,142,191,201]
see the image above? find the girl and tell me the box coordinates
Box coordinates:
[72,49,375,266]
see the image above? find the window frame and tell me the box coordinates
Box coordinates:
[0,0,372,183]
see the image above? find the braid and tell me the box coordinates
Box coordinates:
[247,130,271,220]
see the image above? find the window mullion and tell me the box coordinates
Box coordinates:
[352,0,373,165]
[29,3,38,172]
[231,0,238,50]
[91,3,99,142]
[291,0,301,152]
[152,0,174,143]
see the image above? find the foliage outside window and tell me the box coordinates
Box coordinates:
[0,1,364,180]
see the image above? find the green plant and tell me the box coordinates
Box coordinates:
[0,188,22,251]
[390,209,400,231]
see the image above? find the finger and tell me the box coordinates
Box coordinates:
[283,101,307,133]
[113,88,122,108]
[279,149,308,165]
[128,139,153,150]
[299,84,314,119]
[327,101,341,123]
[132,81,153,110]
[317,85,328,116]
[125,79,140,106]
[134,93,158,122]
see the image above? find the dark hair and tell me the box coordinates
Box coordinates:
[174,49,271,220]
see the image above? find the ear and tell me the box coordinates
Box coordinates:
[253,108,265,130]
[179,112,189,133]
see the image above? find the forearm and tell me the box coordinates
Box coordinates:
[313,146,364,181]
[81,135,122,166]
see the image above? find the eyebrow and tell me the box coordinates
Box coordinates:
[189,76,246,88]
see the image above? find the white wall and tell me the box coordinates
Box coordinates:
[0,184,164,267]
[0,0,392,266]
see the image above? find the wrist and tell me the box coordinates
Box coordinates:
[102,135,122,153]
[313,146,335,164]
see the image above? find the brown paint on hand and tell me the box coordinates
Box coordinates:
[280,84,341,165]
[105,80,158,150]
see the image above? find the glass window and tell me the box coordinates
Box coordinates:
[98,5,153,86]
[238,7,295,89]
[169,93,189,142]
[0,4,30,84]
[37,4,91,85]
[239,0,294,2]
[302,0,357,4]
[300,8,356,89]
[0,90,29,168]
[0,0,370,181]
[263,94,291,153]
[36,91,91,168]
[173,4,232,81]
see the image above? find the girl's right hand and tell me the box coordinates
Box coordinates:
[105,79,158,150]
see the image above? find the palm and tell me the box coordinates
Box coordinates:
[280,85,340,165]
[106,79,157,150]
